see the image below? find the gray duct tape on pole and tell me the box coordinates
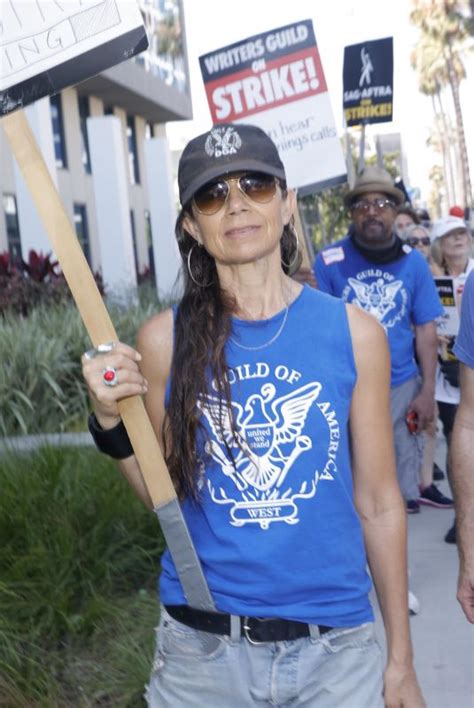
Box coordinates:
[156,499,216,610]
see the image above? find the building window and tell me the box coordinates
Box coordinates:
[73,203,91,265]
[126,115,140,185]
[145,209,155,280]
[78,96,91,174]
[145,122,154,140]
[3,194,21,262]
[50,94,68,168]
[130,209,139,275]
[104,105,114,116]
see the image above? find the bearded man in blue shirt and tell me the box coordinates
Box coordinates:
[314,167,443,513]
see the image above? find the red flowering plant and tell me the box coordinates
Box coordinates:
[22,250,61,281]
[0,250,104,316]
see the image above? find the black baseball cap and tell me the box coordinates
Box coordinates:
[178,123,286,207]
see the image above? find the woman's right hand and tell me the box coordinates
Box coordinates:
[81,342,148,429]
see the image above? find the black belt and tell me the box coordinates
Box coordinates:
[164,605,333,644]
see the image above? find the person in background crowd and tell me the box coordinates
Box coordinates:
[451,269,474,623]
[400,224,452,503]
[313,166,442,516]
[81,125,425,707]
[415,208,432,230]
[430,216,474,544]
[394,205,420,239]
[402,224,435,267]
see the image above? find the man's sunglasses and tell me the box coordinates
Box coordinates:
[351,198,396,213]
[406,236,431,247]
[193,172,279,215]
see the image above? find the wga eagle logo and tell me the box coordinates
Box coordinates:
[348,277,403,324]
[359,47,373,87]
[205,126,242,158]
[198,381,323,529]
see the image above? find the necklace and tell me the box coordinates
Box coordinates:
[229,303,289,351]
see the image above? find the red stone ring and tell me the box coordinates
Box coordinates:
[102,366,118,387]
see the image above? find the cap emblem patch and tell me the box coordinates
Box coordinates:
[205,126,242,158]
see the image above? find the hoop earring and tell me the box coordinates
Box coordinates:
[187,243,213,287]
[281,226,300,270]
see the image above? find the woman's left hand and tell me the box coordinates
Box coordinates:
[383,662,426,707]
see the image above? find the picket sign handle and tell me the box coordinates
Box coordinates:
[2,109,176,507]
[293,208,312,269]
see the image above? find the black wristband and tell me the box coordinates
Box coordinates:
[88,413,134,459]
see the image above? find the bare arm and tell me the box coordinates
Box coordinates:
[411,321,438,430]
[81,309,174,510]
[450,363,474,623]
[347,305,425,708]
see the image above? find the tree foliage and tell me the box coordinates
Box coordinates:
[410,0,473,208]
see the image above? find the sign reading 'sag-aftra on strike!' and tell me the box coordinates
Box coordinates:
[343,37,393,127]
[199,20,347,195]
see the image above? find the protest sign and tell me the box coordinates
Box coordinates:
[343,37,393,127]
[1,0,148,115]
[1,0,215,610]
[435,277,460,337]
[199,20,347,196]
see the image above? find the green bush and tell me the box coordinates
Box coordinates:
[0,446,165,705]
[0,286,168,436]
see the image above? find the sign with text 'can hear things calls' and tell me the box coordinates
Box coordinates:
[0,0,148,115]
[199,20,347,196]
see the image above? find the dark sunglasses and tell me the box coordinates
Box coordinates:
[193,172,279,215]
[406,236,431,247]
[351,197,396,213]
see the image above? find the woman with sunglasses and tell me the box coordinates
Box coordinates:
[403,224,438,269]
[82,124,424,707]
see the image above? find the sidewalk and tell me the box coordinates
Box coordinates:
[373,436,474,708]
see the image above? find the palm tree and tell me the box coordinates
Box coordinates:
[410,0,472,208]
[411,33,457,206]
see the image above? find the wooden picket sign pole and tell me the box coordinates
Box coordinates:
[2,109,176,506]
[3,108,217,609]
[294,208,311,269]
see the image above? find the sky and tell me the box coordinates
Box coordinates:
[167,0,474,206]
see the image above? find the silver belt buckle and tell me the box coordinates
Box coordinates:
[242,616,264,645]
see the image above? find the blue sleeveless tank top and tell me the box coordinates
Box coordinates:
[159,285,373,627]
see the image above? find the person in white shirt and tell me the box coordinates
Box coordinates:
[430,216,474,544]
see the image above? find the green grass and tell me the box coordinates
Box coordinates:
[0,446,165,706]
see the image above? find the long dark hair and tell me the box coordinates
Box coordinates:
[163,181,300,499]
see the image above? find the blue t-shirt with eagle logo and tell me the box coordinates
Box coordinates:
[314,237,443,387]
[159,286,374,628]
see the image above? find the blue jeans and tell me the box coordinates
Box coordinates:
[145,606,384,707]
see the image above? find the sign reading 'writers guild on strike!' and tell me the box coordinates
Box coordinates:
[343,37,393,127]
[199,20,347,195]
[0,0,148,115]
